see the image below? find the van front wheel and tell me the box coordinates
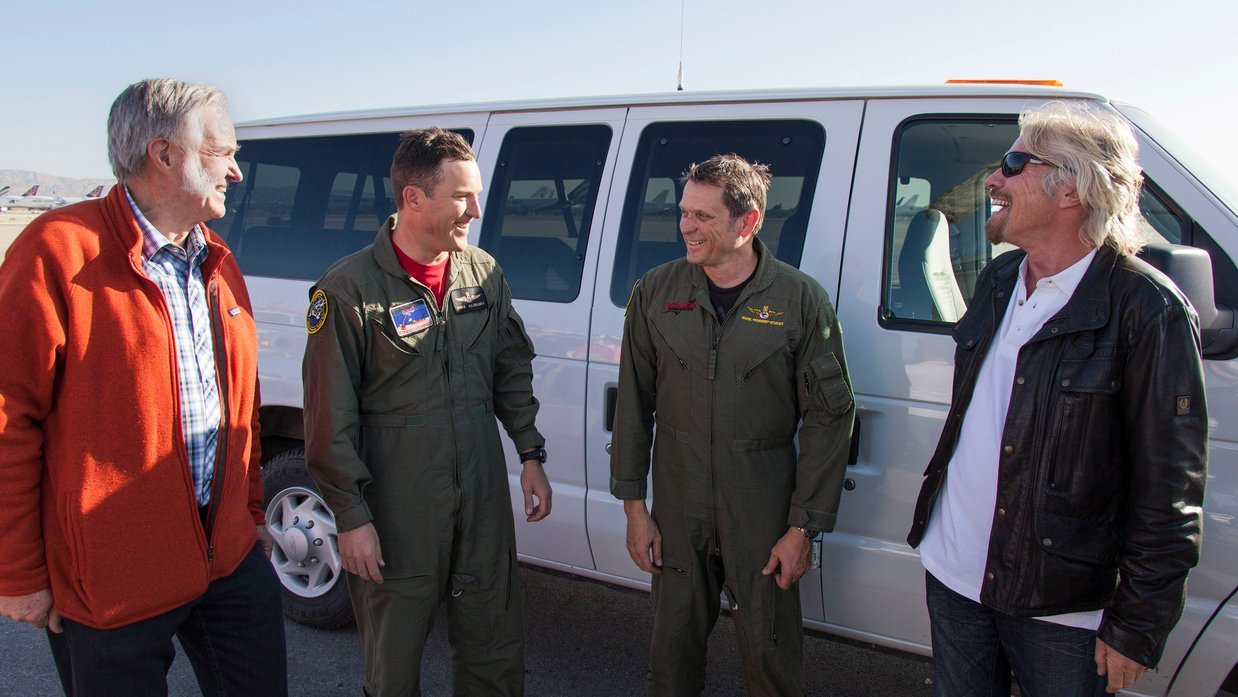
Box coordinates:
[261,448,354,629]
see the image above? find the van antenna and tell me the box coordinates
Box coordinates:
[677,0,685,91]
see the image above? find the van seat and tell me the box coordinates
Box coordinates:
[895,209,967,322]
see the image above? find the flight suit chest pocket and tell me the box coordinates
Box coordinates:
[366,316,432,399]
[805,352,853,417]
[370,316,432,357]
[650,310,699,372]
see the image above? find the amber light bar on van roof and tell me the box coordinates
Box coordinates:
[946,79,1064,87]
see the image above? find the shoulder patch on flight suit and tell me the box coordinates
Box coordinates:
[450,287,488,314]
[741,305,786,327]
[390,299,434,336]
[306,289,329,334]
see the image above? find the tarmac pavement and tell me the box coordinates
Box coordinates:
[0,565,935,696]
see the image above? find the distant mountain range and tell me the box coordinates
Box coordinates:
[1,170,115,199]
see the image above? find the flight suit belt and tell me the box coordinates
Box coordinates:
[359,401,493,427]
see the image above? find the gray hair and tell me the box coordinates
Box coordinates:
[1019,101,1147,256]
[107,78,227,183]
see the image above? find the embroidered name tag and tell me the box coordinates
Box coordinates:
[390,299,434,336]
[450,287,488,314]
[665,301,696,313]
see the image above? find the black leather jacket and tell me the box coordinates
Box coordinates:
[907,246,1207,667]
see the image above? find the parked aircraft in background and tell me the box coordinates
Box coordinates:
[0,185,108,211]
[53,185,106,207]
[1,185,59,211]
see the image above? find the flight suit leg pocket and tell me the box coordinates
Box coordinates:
[449,573,497,645]
[448,550,514,646]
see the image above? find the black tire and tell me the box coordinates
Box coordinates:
[261,448,354,629]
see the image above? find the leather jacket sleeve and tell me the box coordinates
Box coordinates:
[1098,298,1207,667]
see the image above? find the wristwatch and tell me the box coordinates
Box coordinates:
[797,526,821,541]
[519,447,547,464]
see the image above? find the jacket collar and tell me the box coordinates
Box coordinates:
[372,214,462,288]
[687,236,779,299]
[102,184,231,280]
[957,245,1116,347]
[1029,245,1115,340]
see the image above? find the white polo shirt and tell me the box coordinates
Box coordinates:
[920,249,1101,630]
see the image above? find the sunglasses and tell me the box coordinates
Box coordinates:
[1000,151,1055,178]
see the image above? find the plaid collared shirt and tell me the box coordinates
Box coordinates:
[126,187,221,507]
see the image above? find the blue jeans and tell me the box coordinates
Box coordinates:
[46,543,287,697]
[925,571,1107,697]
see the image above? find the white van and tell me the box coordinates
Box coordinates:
[222,84,1237,697]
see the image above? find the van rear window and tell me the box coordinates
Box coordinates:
[218,130,473,281]
[479,125,612,302]
[609,120,825,306]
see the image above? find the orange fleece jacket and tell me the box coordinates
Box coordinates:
[0,186,264,629]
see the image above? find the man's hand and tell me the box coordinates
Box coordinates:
[1095,638,1147,694]
[339,523,385,584]
[256,523,275,557]
[762,528,812,590]
[623,500,662,574]
[0,589,62,633]
[520,461,553,522]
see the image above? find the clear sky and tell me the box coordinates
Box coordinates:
[1,0,1234,185]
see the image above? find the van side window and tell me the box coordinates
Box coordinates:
[479,125,611,302]
[609,120,825,306]
[1138,182,1184,244]
[218,130,473,281]
[884,120,1217,332]
[883,118,1020,328]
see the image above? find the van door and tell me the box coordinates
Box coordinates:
[834,98,1043,652]
[584,101,864,626]
[472,109,627,570]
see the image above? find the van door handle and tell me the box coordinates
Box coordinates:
[847,415,861,466]
[604,386,618,433]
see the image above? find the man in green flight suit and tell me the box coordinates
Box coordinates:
[303,127,552,696]
[611,154,855,696]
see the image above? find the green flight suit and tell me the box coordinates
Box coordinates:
[611,239,855,697]
[303,217,543,696]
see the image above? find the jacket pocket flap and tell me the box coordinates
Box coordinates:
[1036,509,1118,564]
[1055,358,1121,394]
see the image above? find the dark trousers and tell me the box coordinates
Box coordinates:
[925,571,1107,697]
[46,542,287,697]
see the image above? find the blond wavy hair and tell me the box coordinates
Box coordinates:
[1020,101,1148,256]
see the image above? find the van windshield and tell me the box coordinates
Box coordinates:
[1116,103,1237,215]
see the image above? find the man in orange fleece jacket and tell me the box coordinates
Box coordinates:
[0,79,287,696]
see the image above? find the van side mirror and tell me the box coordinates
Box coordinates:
[1139,243,1238,359]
